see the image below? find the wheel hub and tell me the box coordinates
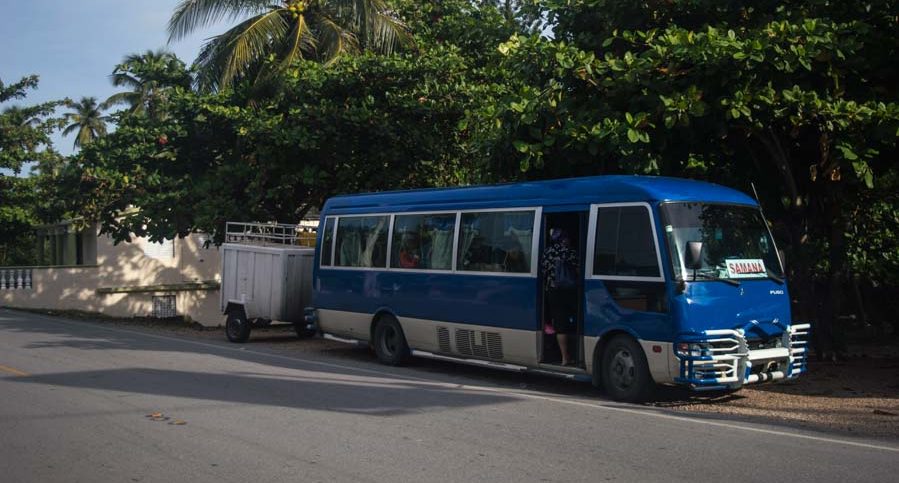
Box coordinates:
[610,349,636,389]
[383,326,397,354]
[228,316,244,337]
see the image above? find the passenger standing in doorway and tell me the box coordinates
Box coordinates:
[542,228,579,366]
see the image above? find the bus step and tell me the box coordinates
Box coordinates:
[411,350,527,372]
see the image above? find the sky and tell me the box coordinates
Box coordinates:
[0,0,230,166]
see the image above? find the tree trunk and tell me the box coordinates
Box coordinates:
[756,129,816,334]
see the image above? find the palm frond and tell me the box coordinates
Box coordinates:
[62,123,80,137]
[167,0,273,42]
[279,14,318,68]
[110,72,142,89]
[310,13,359,63]
[325,0,411,54]
[101,91,139,111]
[194,9,289,90]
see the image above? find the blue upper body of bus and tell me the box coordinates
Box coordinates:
[311,175,805,389]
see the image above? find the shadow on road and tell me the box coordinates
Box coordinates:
[12,367,516,416]
[0,311,605,400]
[0,310,776,410]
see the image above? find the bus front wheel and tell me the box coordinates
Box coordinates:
[373,315,410,366]
[601,335,654,403]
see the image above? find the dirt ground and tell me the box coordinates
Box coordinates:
[650,355,899,439]
[18,310,899,440]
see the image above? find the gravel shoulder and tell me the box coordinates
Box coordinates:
[650,356,899,439]
[17,309,899,439]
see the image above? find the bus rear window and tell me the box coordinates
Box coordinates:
[335,216,389,268]
[458,211,534,274]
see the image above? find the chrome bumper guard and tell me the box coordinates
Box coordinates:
[675,323,810,390]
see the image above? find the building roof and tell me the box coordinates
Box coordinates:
[323,175,758,214]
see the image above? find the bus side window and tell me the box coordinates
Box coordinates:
[335,216,389,268]
[593,206,659,278]
[391,213,456,270]
[458,211,534,273]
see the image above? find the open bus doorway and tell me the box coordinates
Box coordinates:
[540,211,587,367]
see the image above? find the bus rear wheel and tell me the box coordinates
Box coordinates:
[601,335,654,403]
[373,315,410,366]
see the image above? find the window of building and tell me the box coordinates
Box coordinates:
[593,205,660,278]
[335,216,389,268]
[390,213,456,270]
[143,238,174,260]
[152,295,177,318]
[457,210,535,274]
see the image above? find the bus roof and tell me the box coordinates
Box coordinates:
[322,175,758,213]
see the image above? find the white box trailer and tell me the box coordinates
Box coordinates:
[219,222,316,342]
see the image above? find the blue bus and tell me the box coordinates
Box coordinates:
[306,176,809,402]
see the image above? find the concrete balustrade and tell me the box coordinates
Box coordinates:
[0,268,33,290]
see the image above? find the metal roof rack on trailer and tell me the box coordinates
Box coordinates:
[224,221,314,247]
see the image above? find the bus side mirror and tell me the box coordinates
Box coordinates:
[685,241,703,270]
[778,249,787,271]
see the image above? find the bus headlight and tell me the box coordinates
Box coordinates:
[676,342,708,358]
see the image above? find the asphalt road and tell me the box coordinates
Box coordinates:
[1,308,897,483]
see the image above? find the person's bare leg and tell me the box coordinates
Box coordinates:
[557,333,570,365]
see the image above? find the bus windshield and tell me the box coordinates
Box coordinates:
[660,203,783,282]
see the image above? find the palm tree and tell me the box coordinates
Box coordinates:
[62,97,108,149]
[168,0,411,91]
[102,50,192,119]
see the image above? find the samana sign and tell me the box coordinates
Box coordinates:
[725,259,767,278]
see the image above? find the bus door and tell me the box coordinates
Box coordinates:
[540,210,588,367]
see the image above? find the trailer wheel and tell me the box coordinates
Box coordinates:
[601,335,654,403]
[293,322,316,339]
[225,307,251,343]
[373,315,410,366]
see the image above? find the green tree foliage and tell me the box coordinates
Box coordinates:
[487,1,898,181]
[484,0,899,350]
[0,76,65,265]
[1,76,62,171]
[66,2,527,242]
[168,0,411,91]
[65,47,488,243]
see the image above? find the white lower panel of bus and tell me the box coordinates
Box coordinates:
[317,309,540,367]
[399,316,539,367]
[318,309,676,382]
[317,309,373,341]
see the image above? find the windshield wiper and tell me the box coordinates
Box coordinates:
[766,269,785,285]
[692,272,741,286]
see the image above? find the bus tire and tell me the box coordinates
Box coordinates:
[225,306,251,343]
[373,315,410,366]
[601,335,654,403]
